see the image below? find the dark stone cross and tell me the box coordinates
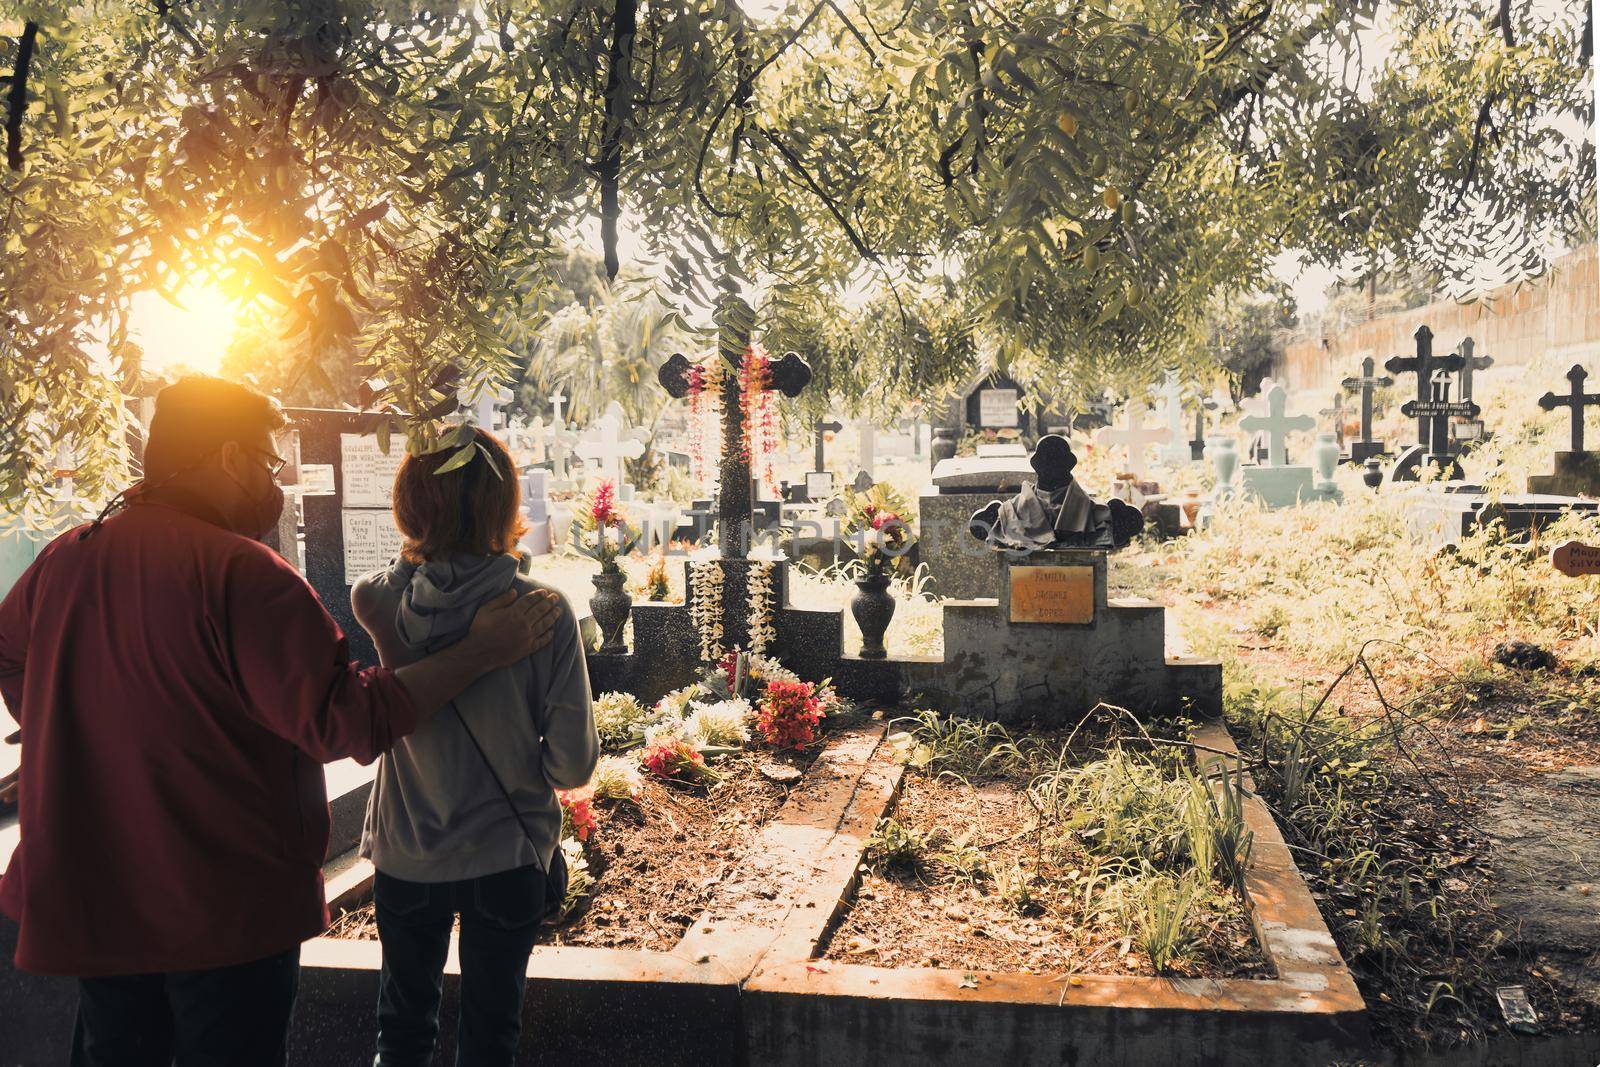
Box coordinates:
[659,291,812,559]
[813,416,843,473]
[1341,355,1394,463]
[1538,364,1600,453]
[1456,337,1493,403]
[1385,325,1477,469]
[1189,394,1218,461]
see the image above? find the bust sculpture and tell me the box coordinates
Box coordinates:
[967,434,1143,551]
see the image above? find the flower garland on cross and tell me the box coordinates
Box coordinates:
[661,288,811,666]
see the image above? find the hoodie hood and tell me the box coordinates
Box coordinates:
[392,553,520,654]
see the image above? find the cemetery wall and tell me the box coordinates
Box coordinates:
[1280,244,1600,390]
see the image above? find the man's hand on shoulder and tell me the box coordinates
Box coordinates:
[466,588,563,670]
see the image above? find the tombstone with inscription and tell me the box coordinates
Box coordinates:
[917,451,1036,600]
[1385,326,1473,483]
[1528,365,1600,497]
[279,410,407,665]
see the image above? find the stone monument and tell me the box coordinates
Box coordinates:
[1236,383,1320,508]
[1340,356,1394,464]
[1528,364,1600,497]
[966,435,1143,552]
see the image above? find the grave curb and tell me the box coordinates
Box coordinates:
[287,723,902,1064]
[737,719,1371,1066]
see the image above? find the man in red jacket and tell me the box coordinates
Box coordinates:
[0,376,562,1066]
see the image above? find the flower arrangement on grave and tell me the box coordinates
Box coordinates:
[754,679,824,751]
[640,549,671,602]
[557,837,592,919]
[593,691,651,749]
[590,754,644,801]
[557,785,600,844]
[682,698,753,749]
[841,482,917,577]
[571,479,640,574]
[640,728,720,784]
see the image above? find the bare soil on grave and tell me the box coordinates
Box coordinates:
[326,747,815,951]
[817,766,1271,979]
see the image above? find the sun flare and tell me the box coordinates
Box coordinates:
[129,278,247,377]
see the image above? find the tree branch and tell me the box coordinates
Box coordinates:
[5,22,38,172]
[598,0,639,280]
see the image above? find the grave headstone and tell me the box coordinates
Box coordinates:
[1152,371,1191,466]
[1189,394,1218,462]
[791,415,843,502]
[280,409,408,665]
[1093,401,1172,480]
[521,468,552,556]
[1319,392,1348,449]
[1340,356,1394,464]
[966,372,1027,434]
[1236,383,1321,507]
[1450,337,1493,450]
[1528,364,1600,497]
[1385,325,1473,482]
[575,400,646,488]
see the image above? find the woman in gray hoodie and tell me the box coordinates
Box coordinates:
[351,428,598,1067]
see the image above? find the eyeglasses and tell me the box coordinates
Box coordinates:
[242,444,289,480]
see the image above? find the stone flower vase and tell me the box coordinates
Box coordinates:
[590,570,631,655]
[1312,432,1341,490]
[851,571,895,660]
[1205,435,1239,496]
[930,427,958,464]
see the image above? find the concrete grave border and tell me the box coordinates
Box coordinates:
[4,722,1369,1066]
[741,720,1369,1065]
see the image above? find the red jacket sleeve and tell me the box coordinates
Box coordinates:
[221,546,419,764]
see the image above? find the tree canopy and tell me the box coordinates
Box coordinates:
[0,0,1591,521]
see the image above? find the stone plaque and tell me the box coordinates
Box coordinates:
[340,433,405,508]
[299,463,336,496]
[977,388,1020,429]
[1552,540,1600,577]
[341,508,406,584]
[1009,565,1095,624]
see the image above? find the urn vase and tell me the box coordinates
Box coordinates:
[590,570,632,655]
[851,573,895,660]
[1205,436,1239,495]
[1312,432,1341,490]
[930,427,958,464]
[1362,458,1385,491]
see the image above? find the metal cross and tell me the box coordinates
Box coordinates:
[1538,364,1600,453]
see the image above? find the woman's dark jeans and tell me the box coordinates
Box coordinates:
[373,864,547,1067]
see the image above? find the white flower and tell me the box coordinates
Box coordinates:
[590,754,643,800]
[683,698,753,748]
[594,691,651,748]
[747,561,776,657]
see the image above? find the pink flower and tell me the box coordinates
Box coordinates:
[591,480,619,527]
[557,786,600,843]
[756,680,823,751]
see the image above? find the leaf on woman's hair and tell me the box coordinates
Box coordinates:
[433,441,477,475]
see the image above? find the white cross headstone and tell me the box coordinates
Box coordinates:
[518,416,548,465]
[548,392,567,427]
[576,400,646,487]
[1151,371,1190,466]
[548,422,578,482]
[1237,384,1315,467]
[461,383,514,432]
[1093,402,1173,479]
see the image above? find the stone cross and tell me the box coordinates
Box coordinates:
[548,421,578,480]
[1152,371,1190,465]
[548,391,567,427]
[1237,384,1315,467]
[1319,392,1348,448]
[1538,364,1600,453]
[1456,337,1493,403]
[521,416,548,464]
[1341,356,1394,458]
[576,400,646,486]
[813,415,842,473]
[1386,325,1475,461]
[659,290,812,559]
[1190,394,1218,461]
[1094,401,1173,479]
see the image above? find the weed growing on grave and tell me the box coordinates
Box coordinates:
[848,709,1266,976]
[864,817,930,873]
